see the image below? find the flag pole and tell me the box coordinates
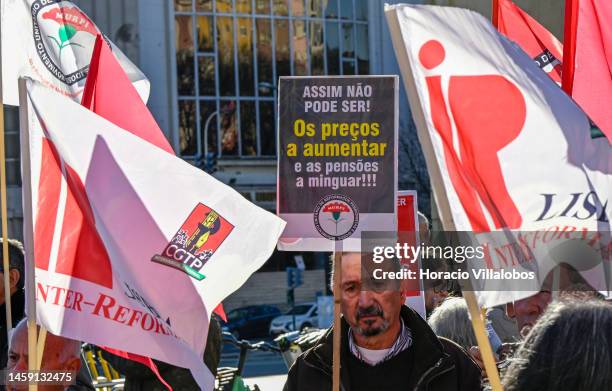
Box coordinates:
[385,9,504,390]
[18,77,38,390]
[36,327,47,369]
[332,240,342,391]
[561,0,578,94]
[0,0,14,344]
[492,0,500,28]
[463,289,503,389]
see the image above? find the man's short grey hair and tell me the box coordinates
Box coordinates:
[12,318,81,361]
[417,211,431,244]
[427,297,476,350]
[329,252,403,292]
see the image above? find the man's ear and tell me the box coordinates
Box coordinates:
[65,356,81,372]
[9,269,20,290]
[506,302,515,319]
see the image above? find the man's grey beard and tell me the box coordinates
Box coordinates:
[353,318,390,337]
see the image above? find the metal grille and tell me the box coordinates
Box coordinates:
[172,0,370,162]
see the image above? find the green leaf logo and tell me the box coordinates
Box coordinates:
[58,24,77,43]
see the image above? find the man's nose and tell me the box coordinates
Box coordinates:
[358,290,375,307]
[13,356,28,372]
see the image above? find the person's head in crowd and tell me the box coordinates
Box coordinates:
[285,251,482,390]
[504,265,599,338]
[338,252,405,346]
[503,298,612,391]
[486,306,520,343]
[0,238,25,305]
[427,297,476,350]
[421,257,451,317]
[6,318,81,391]
[417,211,431,245]
[505,290,552,338]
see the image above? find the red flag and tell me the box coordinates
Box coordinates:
[81,36,174,153]
[497,0,611,142]
[563,0,612,142]
[497,0,563,84]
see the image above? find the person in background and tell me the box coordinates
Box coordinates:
[471,272,603,372]
[485,306,519,343]
[428,297,476,350]
[504,290,552,338]
[503,298,612,391]
[417,212,431,245]
[0,238,26,370]
[6,318,92,391]
[284,252,481,391]
[421,256,454,318]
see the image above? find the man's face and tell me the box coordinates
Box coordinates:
[424,286,448,314]
[0,268,19,306]
[6,322,79,391]
[340,253,403,337]
[506,290,552,337]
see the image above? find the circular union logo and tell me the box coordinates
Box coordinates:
[313,194,359,241]
[31,0,100,85]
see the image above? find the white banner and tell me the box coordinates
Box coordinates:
[386,4,612,307]
[25,80,285,389]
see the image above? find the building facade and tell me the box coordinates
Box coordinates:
[2,0,563,310]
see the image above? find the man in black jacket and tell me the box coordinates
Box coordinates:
[0,239,26,370]
[284,252,481,391]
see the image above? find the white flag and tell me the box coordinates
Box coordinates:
[2,0,150,105]
[24,79,285,389]
[386,4,612,307]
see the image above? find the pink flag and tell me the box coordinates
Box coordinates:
[497,0,563,84]
[81,36,174,153]
[564,0,612,142]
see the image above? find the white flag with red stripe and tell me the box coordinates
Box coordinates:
[386,4,611,307]
[24,79,285,389]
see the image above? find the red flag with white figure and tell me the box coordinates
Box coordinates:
[496,0,563,84]
[386,4,611,307]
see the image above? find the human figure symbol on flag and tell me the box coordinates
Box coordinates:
[419,39,526,232]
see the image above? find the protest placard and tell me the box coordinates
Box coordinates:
[277,76,398,251]
[398,191,426,319]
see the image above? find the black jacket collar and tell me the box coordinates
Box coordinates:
[301,305,451,389]
[1,288,26,327]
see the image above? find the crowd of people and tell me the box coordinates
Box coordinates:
[2,227,612,390]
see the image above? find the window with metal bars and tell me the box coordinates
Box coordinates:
[172,0,370,161]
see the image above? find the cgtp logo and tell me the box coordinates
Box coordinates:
[152,204,234,280]
[31,0,100,85]
[313,195,359,240]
